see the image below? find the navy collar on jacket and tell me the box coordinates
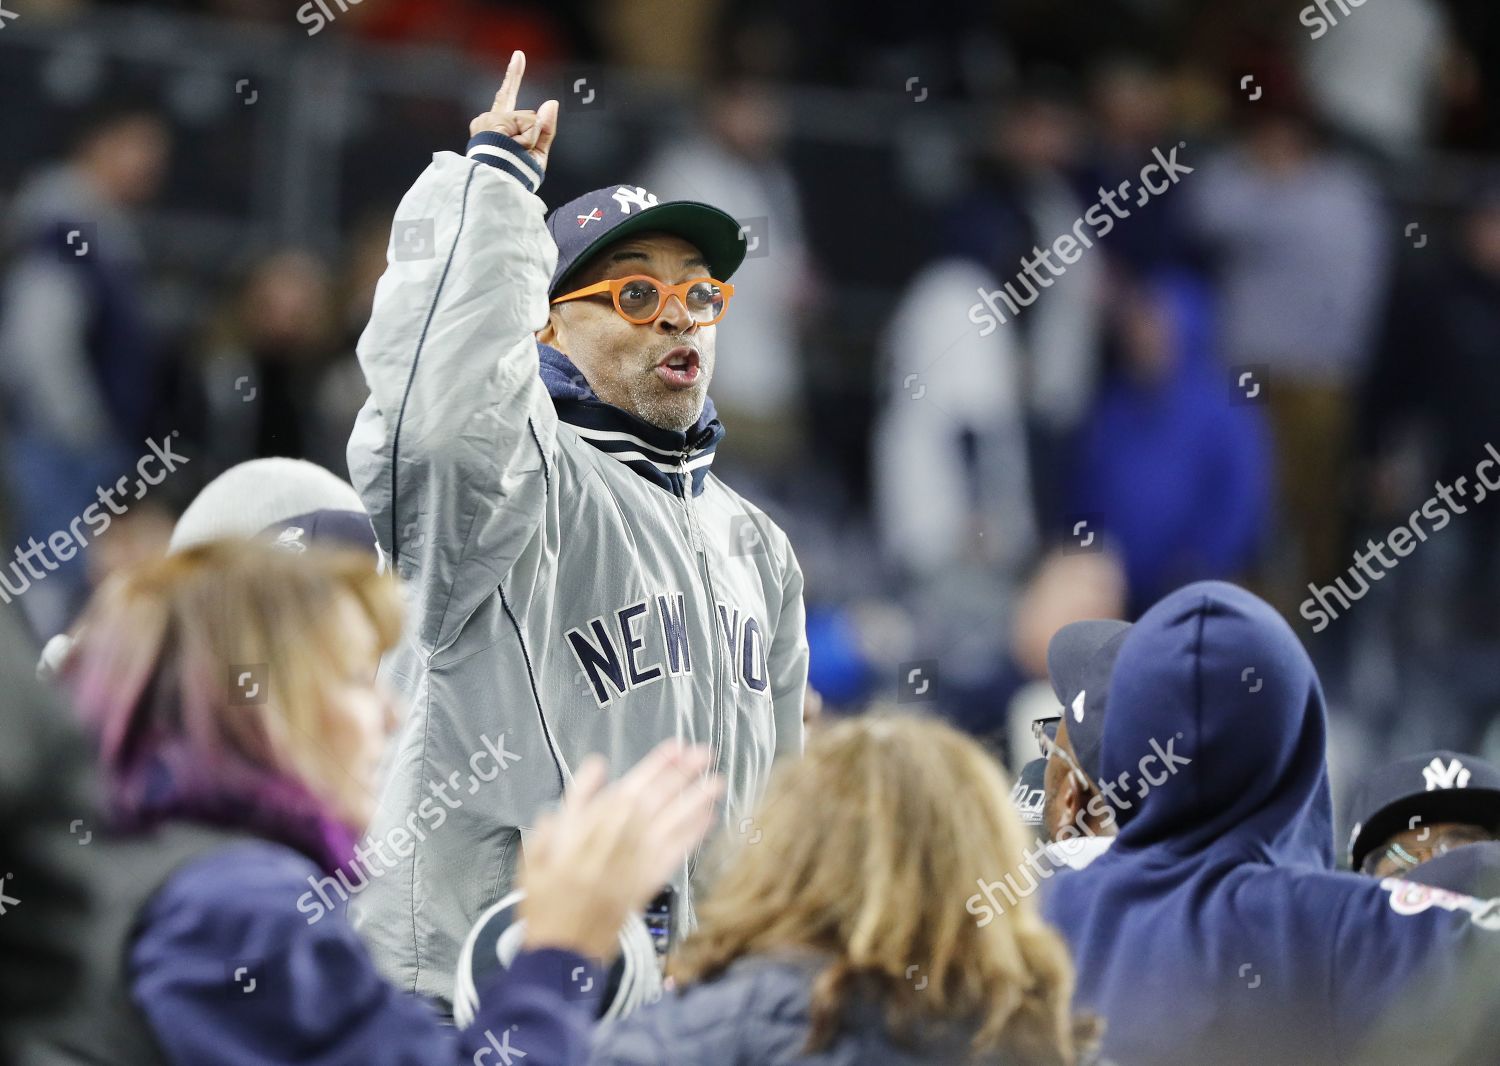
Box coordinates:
[537,342,724,497]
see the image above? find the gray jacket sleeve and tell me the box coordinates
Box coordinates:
[347,139,559,655]
[0,258,113,449]
[768,540,809,759]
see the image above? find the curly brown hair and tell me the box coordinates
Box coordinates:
[673,714,1097,1065]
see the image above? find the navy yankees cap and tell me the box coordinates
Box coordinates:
[1398,840,1500,897]
[545,184,748,297]
[1045,619,1132,785]
[1347,750,1500,871]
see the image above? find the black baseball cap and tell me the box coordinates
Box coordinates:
[1045,619,1132,785]
[1347,750,1500,871]
[545,184,748,297]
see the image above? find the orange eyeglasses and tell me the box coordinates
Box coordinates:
[550,275,735,326]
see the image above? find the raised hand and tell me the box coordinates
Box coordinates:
[519,740,722,961]
[469,50,560,174]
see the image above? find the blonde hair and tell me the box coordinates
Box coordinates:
[676,714,1091,1064]
[63,539,402,839]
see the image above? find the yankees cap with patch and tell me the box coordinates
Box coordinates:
[1347,750,1500,871]
[545,184,749,297]
[1045,619,1132,785]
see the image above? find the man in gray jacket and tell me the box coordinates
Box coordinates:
[347,51,808,1006]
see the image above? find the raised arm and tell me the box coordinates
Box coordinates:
[347,52,561,653]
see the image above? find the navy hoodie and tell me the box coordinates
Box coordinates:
[1041,581,1500,1065]
[1068,274,1270,613]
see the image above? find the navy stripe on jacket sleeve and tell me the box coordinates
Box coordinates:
[466,132,545,193]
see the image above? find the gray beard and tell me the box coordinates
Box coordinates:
[575,347,714,433]
[626,385,707,432]
[602,366,710,433]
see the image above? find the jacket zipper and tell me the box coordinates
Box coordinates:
[676,442,727,878]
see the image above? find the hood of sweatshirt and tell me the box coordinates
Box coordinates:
[1102,580,1333,863]
[1042,581,1500,1066]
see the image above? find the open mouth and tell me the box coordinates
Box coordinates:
[654,346,701,389]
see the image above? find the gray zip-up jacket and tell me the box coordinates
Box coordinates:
[346,137,808,1005]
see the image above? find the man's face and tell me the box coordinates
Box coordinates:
[540,232,718,432]
[1042,716,1090,842]
[1362,821,1495,879]
[85,115,171,207]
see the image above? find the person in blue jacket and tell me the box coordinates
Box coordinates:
[36,539,719,1066]
[1041,580,1500,1065]
[1067,274,1271,614]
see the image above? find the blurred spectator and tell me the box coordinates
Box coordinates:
[595,0,728,80]
[1078,57,1192,272]
[1353,188,1500,754]
[1067,271,1271,613]
[81,505,177,609]
[315,216,396,468]
[1186,105,1390,608]
[803,605,879,712]
[197,249,350,477]
[641,78,815,487]
[946,88,1104,523]
[338,216,395,351]
[1444,0,1500,152]
[1004,548,1127,771]
[801,684,824,728]
[1299,0,1453,161]
[1362,187,1500,642]
[344,0,566,66]
[0,605,95,1063]
[0,103,173,636]
[592,714,1097,1065]
[874,257,1036,582]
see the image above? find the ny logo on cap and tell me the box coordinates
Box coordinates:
[1423,757,1470,791]
[1072,689,1086,723]
[612,186,659,214]
[274,527,307,553]
[1010,782,1044,818]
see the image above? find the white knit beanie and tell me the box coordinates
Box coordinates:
[38,460,374,682]
[169,458,370,554]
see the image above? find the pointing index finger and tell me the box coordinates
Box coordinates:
[494,50,525,114]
